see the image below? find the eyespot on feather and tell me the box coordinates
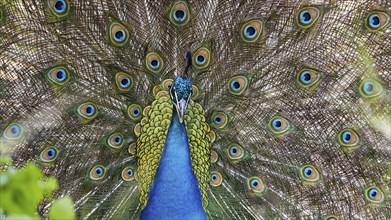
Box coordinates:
[240,19,263,43]
[115,72,133,92]
[3,123,23,140]
[127,104,142,121]
[108,19,130,46]
[226,144,245,161]
[296,68,321,89]
[210,171,222,187]
[47,66,71,86]
[228,76,248,95]
[121,166,135,181]
[48,0,70,17]
[210,150,218,163]
[107,133,124,149]
[366,11,390,31]
[192,47,211,69]
[89,165,106,180]
[299,164,320,182]
[169,1,191,26]
[268,116,291,136]
[296,6,322,29]
[337,128,360,148]
[77,102,98,121]
[359,79,384,99]
[246,176,266,195]
[145,52,164,74]
[364,186,385,204]
[210,112,228,129]
[40,146,59,163]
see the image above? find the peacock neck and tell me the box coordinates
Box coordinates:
[140,109,206,220]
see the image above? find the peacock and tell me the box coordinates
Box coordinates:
[0,0,390,219]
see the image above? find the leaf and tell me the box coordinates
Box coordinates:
[49,196,76,220]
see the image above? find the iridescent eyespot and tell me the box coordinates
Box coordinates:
[228,76,248,96]
[127,104,142,121]
[128,143,137,155]
[366,11,390,31]
[107,133,124,149]
[161,79,174,91]
[146,52,164,74]
[268,116,291,136]
[121,166,135,181]
[40,146,59,163]
[115,72,133,92]
[169,1,190,26]
[210,171,222,187]
[296,7,322,28]
[323,216,339,220]
[247,177,266,195]
[47,66,71,86]
[109,20,130,46]
[240,20,263,43]
[211,112,228,129]
[227,144,244,161]
[359,79,384,99]
[192,47,211,69]
[3,123,23,140]
[299,165,320,182]
[77,102,98,121]
[296,68,321,89]
[48,0,70,17]
[191,85,200,99]
[210,150,218,163]
[90,165,106,180]
[364,186,384,204]
[337,128,360,148]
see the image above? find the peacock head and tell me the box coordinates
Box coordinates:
[169,76,193,123]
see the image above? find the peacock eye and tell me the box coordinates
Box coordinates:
[228,76,248,95]
[191,85,200,99]
[115,72,133,92]
[211,112,228,129]
[227,144,244,160]
[47,66,71,86]
[127,104,142,121]
[146,52,164,74]
[90,165,106,180]
[169,1,190,26]
[121,167,135,181]
[108,133,124,149]
[77,102,98,121]
[210,150,218,163]
[296,68,320,89]
[366,11,390,31]
[210,171,222,187]
[247,177,266,194]
[240,20,263,43]
[359,79,384,99]
[128,143,137,155]
[268,116,291,136]
[109,20,130,46]
[296,6,322,28]
[324,216,339,220]
[3,123,23,140]
[48,0,70,17]
[192,47,211,69]
[299,165,320,182]
[40,146,59,162]
[338,128,360,148]
[364,186,384,204]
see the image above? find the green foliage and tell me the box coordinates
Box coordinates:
[0,161,75,219]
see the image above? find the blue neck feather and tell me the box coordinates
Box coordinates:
[140,110,206,220]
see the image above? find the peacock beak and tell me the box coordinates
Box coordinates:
[176,98,187,123]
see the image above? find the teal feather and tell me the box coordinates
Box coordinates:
[0,0,390,219]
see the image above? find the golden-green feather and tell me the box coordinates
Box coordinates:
[0,0,390,219]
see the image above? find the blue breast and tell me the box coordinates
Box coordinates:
[140,111,206,220]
